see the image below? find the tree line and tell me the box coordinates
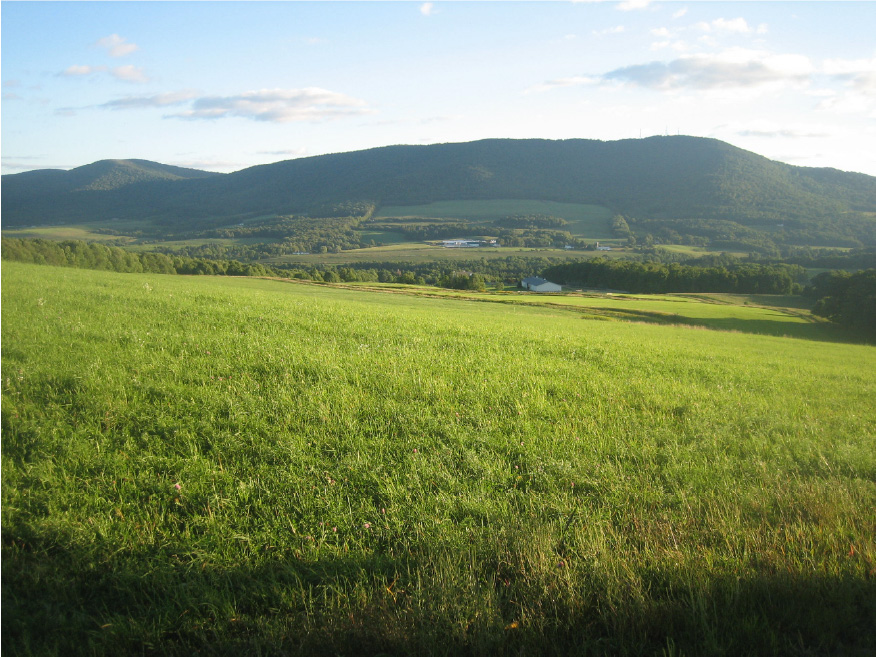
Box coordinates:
[808,269,876,339]
[542,258,806,294]
[1,238,279,278]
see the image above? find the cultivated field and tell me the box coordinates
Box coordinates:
[2,262,875,655]
[375,199,616,239]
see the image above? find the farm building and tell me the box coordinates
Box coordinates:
[441,239,497,248]
[521,277,561,293]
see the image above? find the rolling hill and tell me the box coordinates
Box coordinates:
[3,137,876,247]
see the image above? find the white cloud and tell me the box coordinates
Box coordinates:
[110,65,149,83]
[168,88,373,123]
[651,40,692,53]
[95,34,139,58]
[101,90,199,110]
[712,18,752,34]
[650,27,670,37]
[593,25,625,36]
[420,3,435,16]
[823,57,876,94]
[617,0,651,11]
[822,57,876,76]
[728,119,834,140]
[602,49,813,91]
[257,148,309,158]
[817,93,874,115]
[695,18,760,36]
[61,65,106,77]
[673,8,688,19]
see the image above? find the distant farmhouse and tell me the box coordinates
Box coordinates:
[441,239,498,248]
[595,242,612,251]
[520,276,561,293]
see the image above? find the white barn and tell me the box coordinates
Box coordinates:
[521,276,561,293]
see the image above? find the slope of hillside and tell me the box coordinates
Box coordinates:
[193,137,876,221]
[3,262,875,655]
[3,138,875,248]
[1,160,223,225]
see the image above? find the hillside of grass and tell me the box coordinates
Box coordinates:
[3,262,874,655]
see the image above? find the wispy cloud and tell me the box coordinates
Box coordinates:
[258,148,309,158]
[529,49,815,95]
[110,65,149,83]
[618,0,651,12]
[100,90,199,110]
[60,64,148,83]
[525,76,599,94]
[95,34,139,58]
[733,123,832,139]
[823,57,876,95]
[61,65,107,77]
[603,51,813,91]
[593,25,626,36]
[694,18,768,36]
[167,88,373,123]
[420,2,436,16]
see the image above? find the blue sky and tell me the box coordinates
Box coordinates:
[2,1,875,175]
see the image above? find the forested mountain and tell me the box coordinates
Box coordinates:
[1,159,222,224]
[3,137,875,247]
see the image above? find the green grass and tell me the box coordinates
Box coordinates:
[357,230,410,245]
[3,262,875,656]
[656,244,750,259]
[342,285,838,341]
[376,199,615,239]
[498,292,829,339]
[1,223,143,244]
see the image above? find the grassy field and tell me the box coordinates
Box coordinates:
[1,222,144,244]
[3,262,875,656]
[328,284,838,341]
[375,200,616,239]
[481,292,830,340]
[656,245,750,259]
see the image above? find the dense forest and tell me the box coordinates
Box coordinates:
[808,269,876,339]
[542,258,807,295]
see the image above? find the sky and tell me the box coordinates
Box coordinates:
[2,1,875,176]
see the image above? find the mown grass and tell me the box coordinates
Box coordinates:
[343,284,841,341]
[2,262,875,656]
[0,223,143,244]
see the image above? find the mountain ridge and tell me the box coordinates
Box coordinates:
[3,138,875,247]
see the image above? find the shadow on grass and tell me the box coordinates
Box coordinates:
[572,306,864,344]
[4,528,875,657]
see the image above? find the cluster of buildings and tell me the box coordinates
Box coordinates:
[441,239,499,248]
